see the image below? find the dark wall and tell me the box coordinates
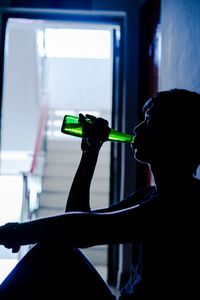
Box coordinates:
[10,0,92,9]
[160,0,200,93]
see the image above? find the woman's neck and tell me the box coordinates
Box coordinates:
[149,163,195,193]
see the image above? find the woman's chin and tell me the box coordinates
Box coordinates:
[134,149,149,164]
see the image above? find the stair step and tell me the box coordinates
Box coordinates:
[46,151,110,166]
[47,140,81,152]
[39,192,109,210]
[37,207,64,218]
[44,164,110,179]
[42,177,109,194]
[39,192,67,209]
[47,140,110,154]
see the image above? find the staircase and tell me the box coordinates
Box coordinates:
[37,111,111,280]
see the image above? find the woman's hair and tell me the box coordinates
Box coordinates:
[143,89,200,174]
[143,88,200,117]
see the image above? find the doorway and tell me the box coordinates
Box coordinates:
[0,9,125,286]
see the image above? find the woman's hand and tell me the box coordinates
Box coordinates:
[79,113,110,154]
[0,222,20,253]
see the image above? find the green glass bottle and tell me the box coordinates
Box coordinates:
[61,115,135,144]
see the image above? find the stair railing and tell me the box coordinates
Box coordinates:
[22,95,49,223]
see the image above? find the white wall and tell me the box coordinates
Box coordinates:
[0,20,43,173]
[1,21,41,154]
[47,57,112,111]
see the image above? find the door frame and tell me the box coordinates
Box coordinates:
[0,7,127,286]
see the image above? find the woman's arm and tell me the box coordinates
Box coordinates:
[65,150,99,212]
[0,203,147,251]
[93,186,156,213]
[65,114,108,212]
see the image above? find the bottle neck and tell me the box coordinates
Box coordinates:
[108,128,135,144]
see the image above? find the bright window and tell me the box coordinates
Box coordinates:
[0,175,23,226]
[44,28,111,59]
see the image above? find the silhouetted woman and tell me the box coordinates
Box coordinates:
[0,89,200,299]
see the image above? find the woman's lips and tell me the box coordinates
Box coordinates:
[132,136,138,149]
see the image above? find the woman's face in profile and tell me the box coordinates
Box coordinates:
[132,104,165,164]
[132,101,185,166]
[132,90,200,174]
